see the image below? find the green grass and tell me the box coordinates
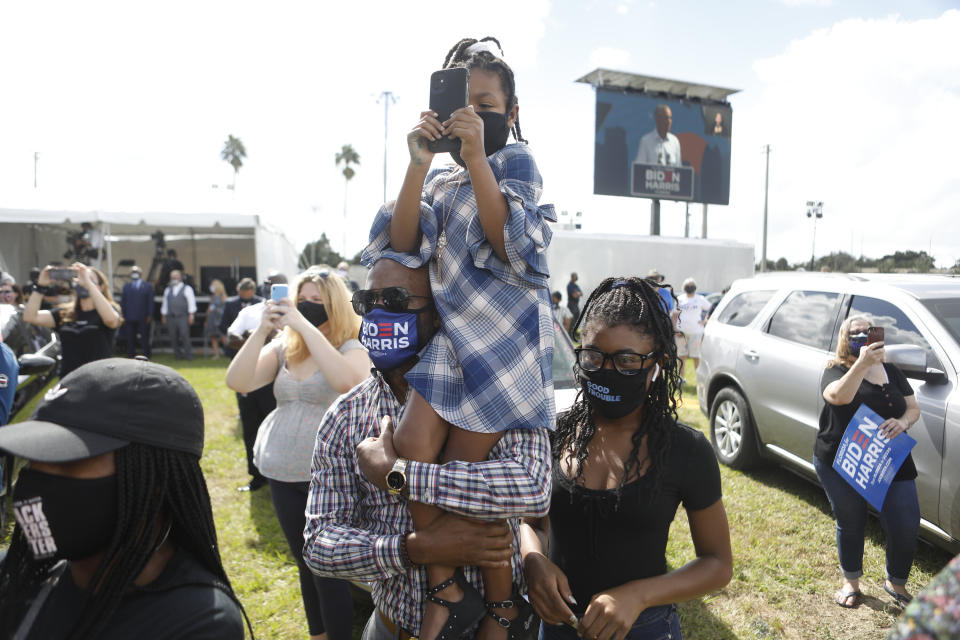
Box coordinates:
[3,357,954,639]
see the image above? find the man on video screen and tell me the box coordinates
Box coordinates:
[635,104,682,167]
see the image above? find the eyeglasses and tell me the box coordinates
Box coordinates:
[351,287,432,315]
[575,347,658,376]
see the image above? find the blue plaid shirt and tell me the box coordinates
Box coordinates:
[362,144,557,435]
[303,371,551,634]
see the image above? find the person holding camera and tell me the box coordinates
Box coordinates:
[23,263,122,378]
[226,267,369,640]
[818,316,921,609]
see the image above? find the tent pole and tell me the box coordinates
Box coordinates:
[104,222,114,294]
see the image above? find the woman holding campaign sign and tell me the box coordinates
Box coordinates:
[817,315,921,610]
[226,266,369,640]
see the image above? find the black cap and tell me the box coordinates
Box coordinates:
[0,358,204,462]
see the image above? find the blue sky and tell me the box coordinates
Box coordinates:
[1,1,957,267]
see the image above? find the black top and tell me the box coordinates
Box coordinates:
[816,362,917,481]
[26,548,244,640]
[53,308,116,378]
[548,423,722,615]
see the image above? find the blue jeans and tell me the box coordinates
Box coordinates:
[813,456,920,584]
[539,605,681,640]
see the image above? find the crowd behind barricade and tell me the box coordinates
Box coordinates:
[0,33,956,640]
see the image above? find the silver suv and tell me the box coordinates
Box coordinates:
[696,273,960,553]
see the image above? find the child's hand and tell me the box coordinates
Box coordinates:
[407,110,440,167]
[444,105,485,166]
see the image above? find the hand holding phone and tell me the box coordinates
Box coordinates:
[426,68,469,154]
[866,326,884,346]
[49,267,77,283]
[270,284,289,303]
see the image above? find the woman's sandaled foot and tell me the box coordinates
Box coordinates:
[884,581,912,608]
[422,568,487,640]
[834,588,862,608]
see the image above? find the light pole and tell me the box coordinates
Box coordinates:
[761,145,771,272]
[377,91,397,203]
[806,201,823,271]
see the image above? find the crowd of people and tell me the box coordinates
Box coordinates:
[0,34,952,640]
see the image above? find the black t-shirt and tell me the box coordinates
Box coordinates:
[26,548,244,640]
[816,363,917,481]
[53,308,116,378]
[548,423,722,615]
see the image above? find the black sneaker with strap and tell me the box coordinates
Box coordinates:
[424,567,488,640]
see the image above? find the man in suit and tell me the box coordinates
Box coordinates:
[219,277,271,492]
[120,265,155,358]
[161,270,196,360]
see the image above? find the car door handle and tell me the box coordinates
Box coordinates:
[743,349,760,360]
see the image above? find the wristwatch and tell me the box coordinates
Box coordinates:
[386,457,409,496]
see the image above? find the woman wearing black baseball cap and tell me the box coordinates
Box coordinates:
[0,357,253,639]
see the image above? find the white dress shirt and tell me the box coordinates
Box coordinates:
[160,281,197,315]
[227,301,264,338]
[635,129,682,167]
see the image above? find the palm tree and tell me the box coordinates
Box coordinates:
[221,135,247,190]
[335,144,360,255]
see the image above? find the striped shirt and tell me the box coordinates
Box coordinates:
[303,371,551,634]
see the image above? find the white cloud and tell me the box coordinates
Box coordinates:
[588,46,631,69]
[725,10,960,267]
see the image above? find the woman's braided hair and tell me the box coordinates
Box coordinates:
[443,37,527,144]
[0,443,254,639]
[553,276,682,502]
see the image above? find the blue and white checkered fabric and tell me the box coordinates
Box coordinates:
[362,144,557,433]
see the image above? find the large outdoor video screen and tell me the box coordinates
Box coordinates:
[593,88,732,205]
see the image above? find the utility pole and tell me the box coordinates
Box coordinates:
[684,202,690,238]
[377,91,397,203]
[806,201,823,271]
[761,144,771,272]
[34,152,40,188]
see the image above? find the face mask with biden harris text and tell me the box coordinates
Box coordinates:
[359,307,433,371]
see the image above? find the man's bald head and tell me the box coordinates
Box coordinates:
[366,259,431,299]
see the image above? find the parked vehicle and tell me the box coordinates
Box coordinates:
[696,273,960,553]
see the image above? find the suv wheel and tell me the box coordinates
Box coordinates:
[710,387,761,469]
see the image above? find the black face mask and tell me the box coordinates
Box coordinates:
[74,284,91,299]
[12,468,118,561]
[578,363,660,420]
[297,300,328,327]
[451,111,511,168]
[683,286,695,294]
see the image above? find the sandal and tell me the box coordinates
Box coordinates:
[883,582,913,608]
[486,593,540,640]
[425,567,487,640]
[834,588,862,608]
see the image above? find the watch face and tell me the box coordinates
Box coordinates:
[386,471,404,491]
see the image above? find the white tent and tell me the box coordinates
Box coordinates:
[0,207,298,293]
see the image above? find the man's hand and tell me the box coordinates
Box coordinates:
[356,416,399,491]
[407,512,513,569]
[161,315,167,326]
[188,313,195,325]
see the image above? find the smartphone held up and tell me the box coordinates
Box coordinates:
[867,326,884,346]
[426,67,469,155]
[270,284,289,303]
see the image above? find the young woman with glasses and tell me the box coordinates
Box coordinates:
[520,277,732,640]
[226,267,370,640]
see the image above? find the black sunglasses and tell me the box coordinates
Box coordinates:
[351,287,432,315]
[575,347,658,376]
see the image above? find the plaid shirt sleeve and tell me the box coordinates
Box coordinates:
[303,386,408,581]
[404,426,552,520]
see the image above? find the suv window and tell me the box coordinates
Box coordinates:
[849,296,941,369]
[766,290,840,350]
[716,290,775,327]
